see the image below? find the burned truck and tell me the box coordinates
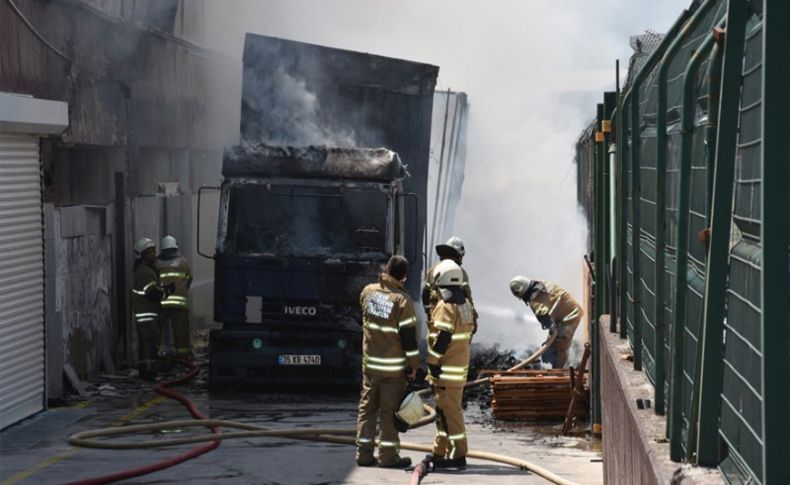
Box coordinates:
[207,144,408,384]
[201,34,437,386]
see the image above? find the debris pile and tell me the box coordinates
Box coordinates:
[488,369,589,421]
[464,344,538,409]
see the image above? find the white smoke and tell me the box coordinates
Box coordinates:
[243,66,358,147]
[182,0,690,353]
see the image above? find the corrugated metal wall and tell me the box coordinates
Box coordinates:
[0,134,44,430]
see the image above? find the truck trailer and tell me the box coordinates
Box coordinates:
[201,35,438,386]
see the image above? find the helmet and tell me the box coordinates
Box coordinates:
[445,236,465,257]
[435,236,465,260]
[394,391,424,432]
[433,259,463,287]
[509,275,531,299]
[134,238,155,255]
[161,235,178,251]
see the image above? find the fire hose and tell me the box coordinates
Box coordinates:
[68,332,574,485]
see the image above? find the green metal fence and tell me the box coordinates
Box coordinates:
[576,1,790,483]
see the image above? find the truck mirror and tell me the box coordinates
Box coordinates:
[197,185,221,259]
[402,193,421,264]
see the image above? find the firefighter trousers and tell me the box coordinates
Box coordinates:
[551,317,581,368]
[356,373,407,466]
[433,385,468,459]
[160,308,191,357]
[136,319,161,376]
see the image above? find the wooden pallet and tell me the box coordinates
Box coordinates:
[488,368,589,421]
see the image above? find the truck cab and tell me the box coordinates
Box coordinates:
[208,144,408,386]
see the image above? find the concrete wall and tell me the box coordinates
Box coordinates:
[599,317,724,485]
[53,206,114,381]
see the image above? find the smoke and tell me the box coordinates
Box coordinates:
[185,0,690,352]
[241,66,358,147]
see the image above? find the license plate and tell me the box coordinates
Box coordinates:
[278,354,321,366]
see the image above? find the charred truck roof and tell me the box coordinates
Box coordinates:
[222,142,406,181]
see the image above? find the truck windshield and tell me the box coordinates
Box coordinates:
[224,183,391,259]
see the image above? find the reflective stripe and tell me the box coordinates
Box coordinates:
[428,348,444,359]
[165,296,188,301]
[399,316,417,328]
[135,312,159,318]
[451,332,473,341]
[549,296,561,315]
[364,363,406,372]
[434,321,453,332]
[439,373,466,381]
[364,321,399,334]
[161,301,189,309]
[441,365,468,373]
[448,432,467,440]
[365,355,405,364]
[136,317,157,324]
[379,440,399,448]
[160,272,188,279]
[436,431,448,437]
[357,437,372,443]
[142,282,158,292]
[405,349,419,357]
[563,307,581,322]
[132,289,147,296]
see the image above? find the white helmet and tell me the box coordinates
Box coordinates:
[134,237,155,255]
[161,235,178,251]
[509,275,532,299]
[394,391,424,432]
[445,236,465,257]
[433,259,463,287]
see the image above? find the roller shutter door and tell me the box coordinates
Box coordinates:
[0,134,44,430]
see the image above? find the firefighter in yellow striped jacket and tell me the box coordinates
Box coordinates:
[426,259,475,470]
[509,276,583,368]
[158,235,193,358]
[132,238,172,380]
[356,255,421,469]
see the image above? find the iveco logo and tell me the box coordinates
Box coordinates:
[284,305,317,316]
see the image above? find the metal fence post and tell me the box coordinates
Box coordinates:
[629,87,643,372]
[669,27,717,463]
[761,1,790,483]
[618,93,631,340]
[654,1,712,421]
[593,103,605,437]
[696,0,749,467]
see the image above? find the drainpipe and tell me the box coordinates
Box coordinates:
[669,18,719,464]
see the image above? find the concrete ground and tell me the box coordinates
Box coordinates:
[0,371,602,485]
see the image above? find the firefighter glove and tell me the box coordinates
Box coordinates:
[428,364,441,378]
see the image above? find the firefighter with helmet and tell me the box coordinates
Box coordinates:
[422,236,477,332]
[131,238,173,380]
[158,235,193,359]
[509,276,583,368]
[356,255,421,468]
[426,259,475,470]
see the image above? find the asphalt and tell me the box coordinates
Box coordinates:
[0,371,602,485]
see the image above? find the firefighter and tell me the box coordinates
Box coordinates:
[158,235,193,359]
[422,236,476,332]
[426,259,475,470]
[132,238,172,380]
[356,255,421,469]
[509,276,584,368]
